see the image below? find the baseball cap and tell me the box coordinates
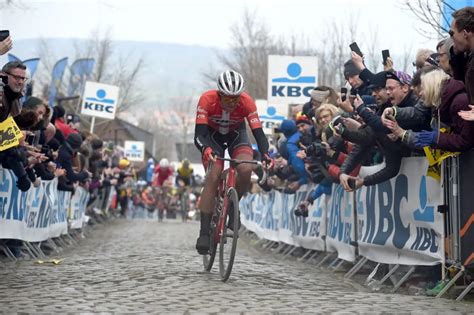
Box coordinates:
[368,71,387,89]
[385,70,412,86]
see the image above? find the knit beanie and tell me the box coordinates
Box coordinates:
[343,60,361,79]
[310,89,330,103]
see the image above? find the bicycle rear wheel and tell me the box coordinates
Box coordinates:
[219,187,239,281]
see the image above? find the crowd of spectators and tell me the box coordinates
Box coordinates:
[257,7,474,218]
[0,35,143,232]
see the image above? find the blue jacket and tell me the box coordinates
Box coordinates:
[286,131,308,185]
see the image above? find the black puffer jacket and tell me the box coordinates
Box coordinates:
[339,125,411,186]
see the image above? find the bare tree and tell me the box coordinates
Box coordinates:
[317,15,361,88]
[365,25,382,73]
[203,8,288,99]
[36,28,145,114]
[404,0,455,39]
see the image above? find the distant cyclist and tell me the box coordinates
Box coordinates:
[194,70,272,255]
[175,158,194,187]
[153,158,173,187]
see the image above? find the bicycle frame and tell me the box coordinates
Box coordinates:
[212,158,260,245]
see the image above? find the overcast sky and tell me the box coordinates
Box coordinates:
[1,0,439,51]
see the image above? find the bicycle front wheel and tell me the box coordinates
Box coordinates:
[219,187,239,282]
[202,216,218,271]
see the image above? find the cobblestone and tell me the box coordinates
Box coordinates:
[0,218,473,313]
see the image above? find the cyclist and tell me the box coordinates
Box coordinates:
[194,70,272,255]
[175,158,194,187]
[152,158,173,187]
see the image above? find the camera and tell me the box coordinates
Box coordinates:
[305,141,326,158]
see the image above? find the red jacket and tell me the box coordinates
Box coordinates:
[55,118,77,138]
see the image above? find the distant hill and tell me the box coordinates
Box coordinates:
[3,38,224,107]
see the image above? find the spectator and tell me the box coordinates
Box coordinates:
[277,119,308,191]
[436,38,454,75]
[449,7,474,102]
[0,61,26,120]
[56,133,89,183]
[414,48,436,70]
[54,105,76,138]
[66,114,81,135]
[302,86,338,119]
[343,59,372,97]
[385,69,474,152]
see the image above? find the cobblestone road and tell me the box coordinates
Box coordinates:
[1,218,473,313]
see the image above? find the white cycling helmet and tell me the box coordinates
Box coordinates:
[159,158,169,168]
[217,70,245,96]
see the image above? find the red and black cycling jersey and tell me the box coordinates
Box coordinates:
[194,90,269,156]
[195,90,262,134]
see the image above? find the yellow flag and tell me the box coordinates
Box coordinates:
[0,116,22,151]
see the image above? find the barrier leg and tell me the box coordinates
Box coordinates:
[328,257,341,269]
[377,264,400,286]
[332,259,346,272]
[281,245,294,256]
[45,239,61,254]
[0,243,18,262]
[24,241,42,259]
[297,249,314,262]
[435,269,464,298]
[283,246,298,259]
[272,243,287,255]
[32,242,47,259]
[260,240,273,250]
[456,281,474,301]
[391,266,416,293]
[316,253,333,267]
[344,257,368,279]
[305,251,320,263]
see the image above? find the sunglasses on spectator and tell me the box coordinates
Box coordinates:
[7,72,27,82]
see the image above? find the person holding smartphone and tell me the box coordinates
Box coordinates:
[0,30,12,55]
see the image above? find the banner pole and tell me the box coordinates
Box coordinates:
[90,116,95,133]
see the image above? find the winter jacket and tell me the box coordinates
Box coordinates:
[286,131,308,185]
[56,142,89,183]
[0,85,22,122]
[340,125,411,186]
[401,79,474,152]
[450,48,474,103]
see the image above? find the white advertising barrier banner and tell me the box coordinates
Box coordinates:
[0,169,51,242]
[240,184,327,251]
[356,157,444,265]
[69,186,90,229]
[325,184,357,262]
[45,178,67,238]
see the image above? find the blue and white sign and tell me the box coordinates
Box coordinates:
[356,158,444,265]
[267,55,318,104]
[255,100,287,135]
[81,81,119,120]
[124,141,145,162]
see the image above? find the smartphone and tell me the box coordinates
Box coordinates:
[382,49,390,66]
[26,134,35,146]
[0,30,9,42]
[341,87,348,102]
[349,42,363,57]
